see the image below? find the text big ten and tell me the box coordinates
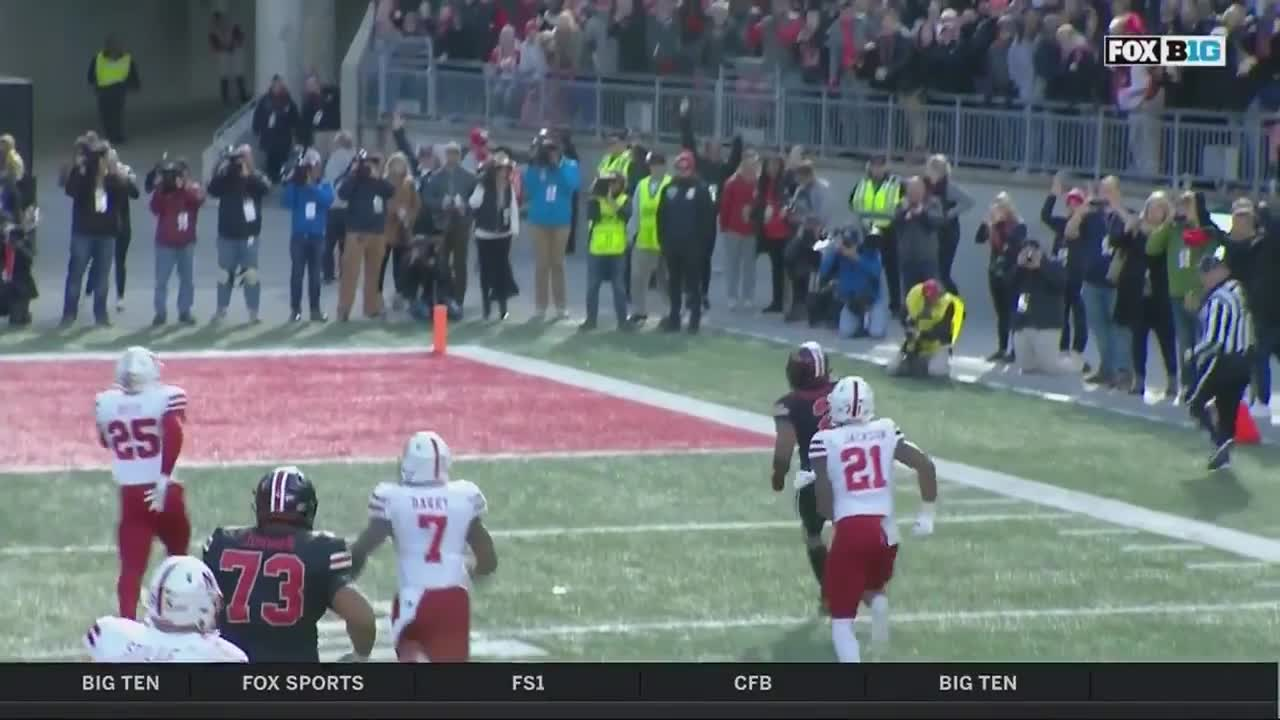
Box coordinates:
[83,674,160,692]
[242,674,366,692]
[939,674,1017,692]
[1103,35,1226,67]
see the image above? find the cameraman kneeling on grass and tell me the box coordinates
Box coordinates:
[401,202,461,324]
[282,148,334,322]
[889,278,965,378]
[1011,240,1077,375]
[815,225,888,339]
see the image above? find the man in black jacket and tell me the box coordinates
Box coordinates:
[252,75,300,184]
[62,141,128,327]
[1011,241,1076,375]
[656,151,716,334]
[678,96,744,309]
[207,145,271,323]
[1226,198,1280,419]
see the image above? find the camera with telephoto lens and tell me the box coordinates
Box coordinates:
[220,145,243,176]
[280,145,311,185]
[156,160,183,193]
[352,148,376,179]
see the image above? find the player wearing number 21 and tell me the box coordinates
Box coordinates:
[94,346,191,620]
[809,376,938,663]
[203,467,377,662]
[350,431,499,662]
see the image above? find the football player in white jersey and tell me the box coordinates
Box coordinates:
[350,431,498,662]
[809,376,938,663]
[83,555,247,663]
[94,346,191,621]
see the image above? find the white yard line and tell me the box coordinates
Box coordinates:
[1254,580,1280,588]
[0,512,1071,557]
[0,346,432,363]
[941,497,1024,507]
[1185,560,1272,571]
[1057,528,1142,537]
[1120,542,1206,554]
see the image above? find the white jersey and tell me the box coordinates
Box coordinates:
[94,383,187,486]
[369,479,488,595]
[810,417,905,544]
[84,616,246,663]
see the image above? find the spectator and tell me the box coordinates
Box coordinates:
[1008,9,1042,105]
[253,76,300,184]
[628,151,670,324]
[297,75,337,151]
[489,26,523,118]
[207,144,271,323]
[924,10,977,96]
[892,175,945,294]
[0,134,25,183]
[523,129,580,320]
[424,142,477,307]
[612,0,650,74]
[210,11,250,107]
[657,150,715,333]
[380,152,420,312]
[704,1,742,71]
[817,225,888,339]
[457,0,499,62]
[719,152,759,310]
[1225,198,1280,419]
[1066,177,1133,387]
[923,154,972,297]
[848,155,902,314]
[148,158,203,326]
[1047,23,1104,106]
[980,14,1018,101]
[105,149,140,314]
[282,148,335,322]
[0,162,36,326]
[825,0,871,90]
[581,170,632,331]
[470,153,520,321]
[88,35,140,145]
[1110,13,1161,178]
[755,153,791,314]
[974,191,1028,363]
[62,141,126,327]
[783,160,830,323]
[1043,173,1089,368]
[337,150,395,320]
[648,0,684,75]
[889,278,965,378]
[1012,240,1076,375]
[582,1,620,75]
[323,131,357,284]
[1127,190,1178,397]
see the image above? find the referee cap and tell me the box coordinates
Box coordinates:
[1197,245,1229,274]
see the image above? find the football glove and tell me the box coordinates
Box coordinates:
[912,502,936,537]
[337,652,369,663]
[143,476,170,512]
[793,470,816,491]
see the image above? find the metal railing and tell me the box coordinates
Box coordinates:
[360,52,1274,191]
[199,96,260,183]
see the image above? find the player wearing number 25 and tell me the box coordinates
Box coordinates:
[148,159,205,326]
[95,347,190,620]
[203,466,377,662]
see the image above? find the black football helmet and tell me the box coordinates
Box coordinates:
[254,466,318,529]
[786,341,830,390]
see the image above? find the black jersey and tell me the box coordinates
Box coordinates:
[202,525,353,662]
[773,380,837,472]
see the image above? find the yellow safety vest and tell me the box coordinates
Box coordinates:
[590,193,629,256]
[850,176,900,230]
[905,283,966,355]
[95,52,132,89]
[598,152,631,180]
[635,175,671,251]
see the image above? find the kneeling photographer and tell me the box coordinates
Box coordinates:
[208,144,271,323]
[813,225,888,339]
[282,148,334,322]
[401,205,460,323]
[147,156,204,325]
[1011,240,1076,375]
[889,278,965,378]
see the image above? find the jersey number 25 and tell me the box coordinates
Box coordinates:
[106,418,160,461]
[839,445,886,492]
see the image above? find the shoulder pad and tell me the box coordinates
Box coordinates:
[201,527,225,558]
[451,479,488,515]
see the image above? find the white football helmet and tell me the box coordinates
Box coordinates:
[145,555,222,633]
[828,375,875,426]
[400,431,451,486]
[115,346,161,392]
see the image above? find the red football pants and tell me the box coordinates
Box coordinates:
[392,587,471,662]
[117,484,191,619]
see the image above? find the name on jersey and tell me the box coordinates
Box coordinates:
[242,673,366,693]
[413,495,447,511]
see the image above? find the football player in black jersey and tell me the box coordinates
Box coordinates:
[203,466,377,662]
[771,341,838,603]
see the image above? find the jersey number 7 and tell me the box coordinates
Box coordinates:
[840,445,886,492]
[219,549,305,626]
[418,514,448,563]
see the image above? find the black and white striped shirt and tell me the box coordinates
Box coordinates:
[1193,279,1252,360]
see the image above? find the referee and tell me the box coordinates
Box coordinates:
[1186,245,1253,471]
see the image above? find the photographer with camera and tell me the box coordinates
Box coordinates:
[282,148,335,322]
[61,139,128,327]
[1011,240,1077,375]
[974,192,1028,363]
[422,142,477,310]
[889,279,966,378]
[208,144,271,323]
[580,170,631,332]
[147,156,204,325]
[336,149,395,320]
[815,225,888,339]
[522,128,581,320]
[782,159,830,324]
[469,153,520,321]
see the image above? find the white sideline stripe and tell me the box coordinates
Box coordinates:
[941,497,1023,507]
[0,512,1072,557]
[0,346,433,363]
[1120,542,1205,554]
[1057,528,1142,537]
[1185,560,1272,571]
[0,446,769,476]
[447,347,1280,565]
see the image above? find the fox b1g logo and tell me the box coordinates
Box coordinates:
[1104,35,1226,67]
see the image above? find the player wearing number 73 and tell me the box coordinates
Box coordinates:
[810,376,938,663]
[202,467,377,662]
[94,346,191,620]
[349,431,499,662]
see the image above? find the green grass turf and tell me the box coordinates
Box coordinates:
[2,453,1279,662]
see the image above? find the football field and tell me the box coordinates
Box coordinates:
[1,325,1279,662]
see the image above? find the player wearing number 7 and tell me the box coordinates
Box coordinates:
[349,431,499,662]
[809,376,938,663]
[94,346,191,620]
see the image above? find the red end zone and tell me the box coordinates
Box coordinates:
[0,352,766,471]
